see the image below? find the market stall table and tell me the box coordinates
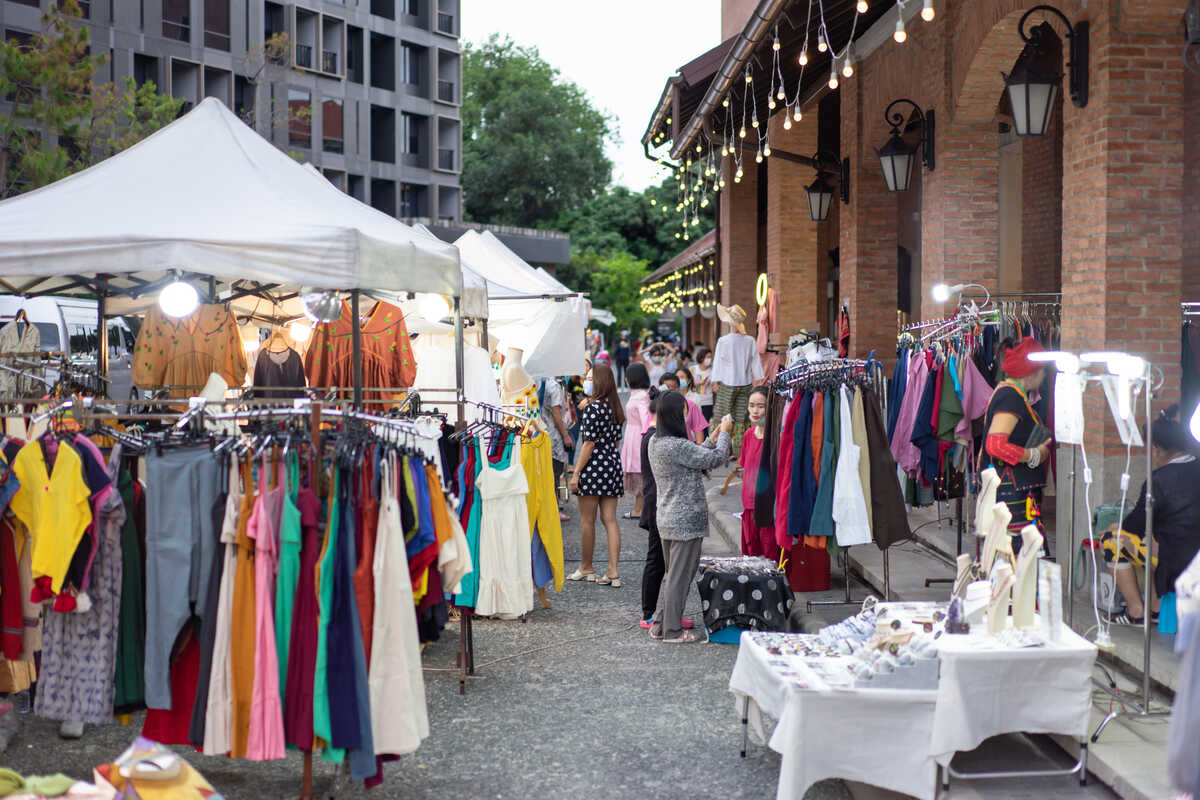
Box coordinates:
[728,602,1098,799]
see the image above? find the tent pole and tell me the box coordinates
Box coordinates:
[97,293,109,397]
[351,289,363,409]
[453,296,465,425]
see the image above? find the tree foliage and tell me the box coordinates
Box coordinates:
[462,35,614,227]
[0,0,182,199]
[557,250,650,335]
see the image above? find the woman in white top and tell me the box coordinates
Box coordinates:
[690,347,715,421]
[711,304,764,457]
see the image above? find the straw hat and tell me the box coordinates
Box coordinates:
[717,303,748,333]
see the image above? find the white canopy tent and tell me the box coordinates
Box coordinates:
[0,97,461,301]
[0,98,467,405]
[452,230,588,377]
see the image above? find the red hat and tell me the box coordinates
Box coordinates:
[1002,337,1045,379]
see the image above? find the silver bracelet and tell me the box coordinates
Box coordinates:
[1026,447,1041,469]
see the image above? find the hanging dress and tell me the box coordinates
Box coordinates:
[35,439,122,725]
[452,445,482,607]
[284,473,321,750]
[229,456,258,759]
[474,437,534,620]
[369,454,429,756]
[203,457,242,755]
[246,454,286,761]
[275,454,302,697]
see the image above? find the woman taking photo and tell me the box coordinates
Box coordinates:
[648,392,732,642]
[620,363,652,520]
[567,364,625,586]
[980,338,1052,551]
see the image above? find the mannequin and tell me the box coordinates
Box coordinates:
[980,502,1012,579]
[1011,524,1044,628]
[252,327,306,398]
[711,304,764,456]
[499,347,538,417]
[975,467,1001,536]
[987,561,1016,635]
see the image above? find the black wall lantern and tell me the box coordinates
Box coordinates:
[805,151,850,222]
[876,99,935,193]
[1003,5,1088,136]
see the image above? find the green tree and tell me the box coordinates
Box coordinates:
[0,0,182,198]
[0,0,99,197]
[462,34,614,227]
[557,249,651,334]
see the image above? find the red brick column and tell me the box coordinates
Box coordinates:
[719,156,759,317]
[839,70,900,361]
[765,112,821,339]
[1060,6,1185,465]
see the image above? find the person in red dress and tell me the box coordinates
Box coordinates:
[739,387,780,561]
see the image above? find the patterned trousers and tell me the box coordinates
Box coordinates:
[713,383,752,457]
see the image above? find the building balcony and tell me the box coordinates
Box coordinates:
[322,50,338,74]
[296,44,313,69]
[436,11,454,35]
[163,18,190,42]
[437,147,455,171]
[437,80,455,103]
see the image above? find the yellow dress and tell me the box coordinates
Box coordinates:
[521,432,564,591]
[8,441,92,594]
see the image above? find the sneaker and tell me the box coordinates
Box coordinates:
[59,719,84,739]
[681,618,695,630]
[639,618,653,629]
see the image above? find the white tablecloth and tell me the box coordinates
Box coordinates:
[729,632,939,800]
[930,624,1097,765]
[729,609,1098,799]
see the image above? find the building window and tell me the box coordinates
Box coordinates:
[133,53,159,89]
[370,34,395,91]
[234,75,253,119]
[370,104,395,163]
[370,0,394,20]
[9,0,38,7]
[346,26,364,83]
[399,184,424,218]
[436,0,454,35]
[401,112,424,157]
[203,0,230,50]
[401,43,421,86]
[162,0,190,42]
[323,98,344,154]
[288,89,312,149]
[371,178,396,216]
[402,0,419,15]
[56,0,91,18]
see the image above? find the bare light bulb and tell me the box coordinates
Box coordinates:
[793,108,802,121]
[894,17,907,43]
[159,280,200,319]
[745,72,753,83]
[817,33,827,53]
[842,55,854,77]
[799,50,809,66]
[783,117,792,130]
[776,88,785,100]
[772,37,780,51]
[751,117,759,128]
[828,66,839,90]
[755,150,763,163]
[856,0,868,12]
[722,98,729,108]
[763,144,771,157]
[921,0,935,21]
[289,320,312,343]
[768,98,776,110]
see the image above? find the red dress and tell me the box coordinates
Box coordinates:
[739,430,780,561]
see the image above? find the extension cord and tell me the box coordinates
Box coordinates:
[1094,629,1116,652]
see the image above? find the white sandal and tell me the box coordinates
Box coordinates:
[566,569,596,582]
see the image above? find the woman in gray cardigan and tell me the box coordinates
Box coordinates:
[647,391,733,642]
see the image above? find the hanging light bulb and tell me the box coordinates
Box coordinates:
[793,107,802,121]
[158,277,200,319]
[783,116,792,130]
[745,71,752,83]
[751,115,759,128]
[739,126,747,138]
[921,0,935,21]
[721,144,729,157]
[799,50,809,66]
[817,32,827,52]
[755,149,763,163]
[288,320,312,343]
[776,88,786,101]
[856,0,868,11]
[842,51,855,78]
[772,36,781,51]
[763,143,771,157]
[768,98,776,110]
[722,97,729,108]
[828,64,839,90]
[735,166,744,181]
[894,16,907,42]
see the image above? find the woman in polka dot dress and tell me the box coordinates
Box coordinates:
[567,364,626,585]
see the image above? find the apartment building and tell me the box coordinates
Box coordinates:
[0,0,463,222]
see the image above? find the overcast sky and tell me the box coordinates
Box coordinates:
[461,1,722,192]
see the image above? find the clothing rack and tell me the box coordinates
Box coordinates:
[771,358,892,604]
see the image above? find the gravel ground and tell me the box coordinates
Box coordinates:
[1,493,801,799]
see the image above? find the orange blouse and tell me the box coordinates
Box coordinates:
[132,304,247,394]
[302,300,417,394]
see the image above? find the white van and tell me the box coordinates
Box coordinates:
[0,296,136,398]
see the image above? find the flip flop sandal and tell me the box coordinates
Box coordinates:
[596,574,622,587]
[622,512,640,520]
[663,631,701,644]
[566,569,596,582]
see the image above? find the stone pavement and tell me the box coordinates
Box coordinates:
[2,483,1124,799]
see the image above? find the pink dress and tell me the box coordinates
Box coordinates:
[621,390,650,474]
[245,460,286,761]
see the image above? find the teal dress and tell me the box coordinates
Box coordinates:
[313,470,344,764]
[275,455,302,701]
[453,436,514,608]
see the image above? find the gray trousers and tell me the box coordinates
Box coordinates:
[651,537,703,639]
[144,446,222,710]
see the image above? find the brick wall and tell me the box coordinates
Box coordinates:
[1185,65,1200,300]
[1020,89,1063,293]
[720,156,760,320]
[765,112,821,340]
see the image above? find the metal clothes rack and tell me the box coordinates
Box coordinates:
[772,358,891,605]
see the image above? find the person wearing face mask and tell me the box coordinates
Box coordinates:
[691,347,715,422]
[659,372,707,444]
[739,387,780,560]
